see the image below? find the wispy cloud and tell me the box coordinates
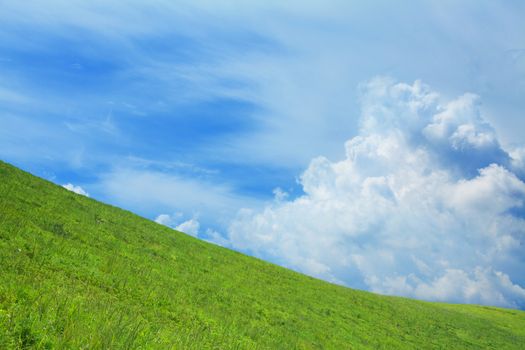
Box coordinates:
[97,167,262,228]
[3,1,523,172]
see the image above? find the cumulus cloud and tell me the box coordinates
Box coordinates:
[154,212,231,246]
[510,146,525,177]
[62,183,89,197]
[272,187,289,202]
[154,213,201,237]
[204,228,230,247]
[175,219,200,237]
[154,213,180,226]
[226,78,525,309]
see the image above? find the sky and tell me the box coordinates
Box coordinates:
[1,1,525,309]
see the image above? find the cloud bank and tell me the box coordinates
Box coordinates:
[226,78,525,309]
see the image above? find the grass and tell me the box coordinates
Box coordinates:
[0,159,524,349]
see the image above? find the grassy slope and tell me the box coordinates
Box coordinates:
[0,161,524,349]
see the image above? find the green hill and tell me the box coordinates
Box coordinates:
[0,160,524,349]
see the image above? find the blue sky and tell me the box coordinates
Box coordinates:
[1,1,525,308]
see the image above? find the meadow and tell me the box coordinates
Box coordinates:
[1,160,524,349]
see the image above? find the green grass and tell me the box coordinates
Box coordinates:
[0,160,524,349]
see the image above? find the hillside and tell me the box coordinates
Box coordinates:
[0,160,524,349]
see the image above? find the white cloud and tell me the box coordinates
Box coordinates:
[62,183,89,197]
[154,213,179,226]
[226,78,525,308]
[204,228,230,247]
[154,212,201,237]
[415,269,525,308]
[175,218,200,237]
[370,268,525,309]
[154,213,229,243]
[272,187,289,202]
[510,146,525,177]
